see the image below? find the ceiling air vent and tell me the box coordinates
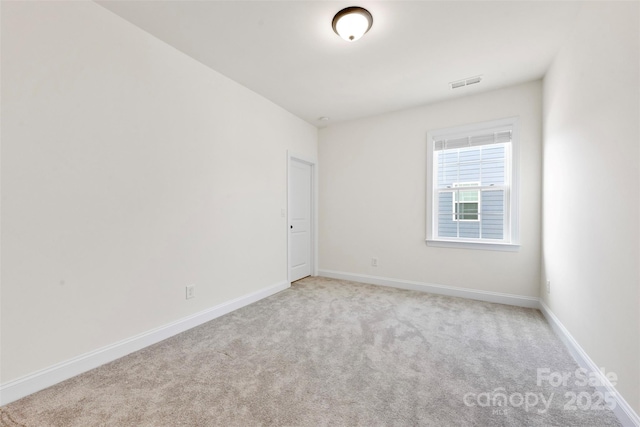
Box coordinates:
[450,75,483,89]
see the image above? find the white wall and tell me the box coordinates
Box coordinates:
[1,1,316,383]
[319,81,542,297]
[542,2,639,414]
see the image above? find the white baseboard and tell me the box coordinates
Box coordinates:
[318,269,639,427]
[318,269,540,308]
[0,280,290,406]
[3,274,637,427]
[539,300,640,427]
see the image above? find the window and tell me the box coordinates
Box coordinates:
[426,117,519,251]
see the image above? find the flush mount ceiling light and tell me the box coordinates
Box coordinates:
[332,7,373,42]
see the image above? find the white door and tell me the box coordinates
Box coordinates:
[289,159,312,282]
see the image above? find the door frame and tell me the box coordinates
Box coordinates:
[287,151,318,284]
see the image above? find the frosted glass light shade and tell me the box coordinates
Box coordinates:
[332,7,373,42]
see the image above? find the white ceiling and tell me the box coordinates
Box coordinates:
[96,1,583,126]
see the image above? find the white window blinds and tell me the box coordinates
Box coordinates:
[433,130,512,151]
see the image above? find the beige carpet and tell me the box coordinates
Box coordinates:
[1,277,622,426]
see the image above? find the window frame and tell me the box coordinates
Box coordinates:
[426,117,520,252]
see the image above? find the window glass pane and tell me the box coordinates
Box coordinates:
[480,189,504,239]
[436,151,458,188]
[437,192,456,237]
[457,202,478,220]
[459,162,481,183]
[459,147,481,162]
[458,221,480,239]
[481,145,505,160]
[480,145,505,186]
[458,190,478,202]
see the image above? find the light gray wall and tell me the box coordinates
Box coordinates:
[1,1,317,383]
[542,2,639,413]
[318,81,542,297]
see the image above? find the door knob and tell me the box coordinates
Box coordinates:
[290,225,293,229]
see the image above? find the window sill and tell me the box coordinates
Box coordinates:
[426,239,520,252]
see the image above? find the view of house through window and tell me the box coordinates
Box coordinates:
[452,182,480,221]
[427,118,519,248]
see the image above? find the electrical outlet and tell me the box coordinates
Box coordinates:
[546,280,551,294]
[371,258,378,267]
[186,285,195,299]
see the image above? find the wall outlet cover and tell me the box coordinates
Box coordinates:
[186,285,195,299]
